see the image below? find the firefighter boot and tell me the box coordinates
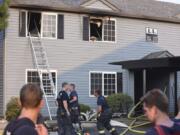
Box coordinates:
[109,127,118,135]
[98,129,105,135]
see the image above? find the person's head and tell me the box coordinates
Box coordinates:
[20,84,44,111]
[69,83,75,92]
[94,89,102,97]
[62,82,69,91]
[177,96,180,112]
[141,88,169,122]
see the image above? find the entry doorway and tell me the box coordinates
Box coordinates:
[134,68,176,114]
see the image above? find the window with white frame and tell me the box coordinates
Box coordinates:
[90,18,116,42]
[146,27,158,43]
[26,11,57,38]
[42,13,57,38]
[26,69,57,95]
[90,72,117,96]
[104,20,115,41]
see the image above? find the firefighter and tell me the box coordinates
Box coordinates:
[94,89,118,135]
[69,83,82,135]
[56,82,73,135]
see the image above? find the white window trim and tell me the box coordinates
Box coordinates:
[23,10,58,39]
[41,12,58,39]
[89,17,117,43]
[25,69,58,97]
[89,71,117,97]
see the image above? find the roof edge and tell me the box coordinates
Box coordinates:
[9,4,180,24]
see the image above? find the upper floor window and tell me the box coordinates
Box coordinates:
[19,11,64,39]
[42,13,57,38]
[83,16,116,42]
[26,69,57,96]
[104,19,116,42]
[89,71,122,96]
[146,27,158,43]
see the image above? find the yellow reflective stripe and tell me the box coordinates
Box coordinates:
[99,130,105,134]
[109,127,115,133]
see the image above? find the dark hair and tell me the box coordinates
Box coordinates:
[70,83,75,89]
[141,88,168,114]
[95,89,102,96]
[62,82,68,88]
[20,84,43,108]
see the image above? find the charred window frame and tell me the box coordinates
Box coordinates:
[89,17,116,42]
[27,11,41,37]
[146,27,158,43]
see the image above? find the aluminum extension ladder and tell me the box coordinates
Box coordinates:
[29,32,57,120]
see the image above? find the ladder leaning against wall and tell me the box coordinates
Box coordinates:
[29,32,57,120]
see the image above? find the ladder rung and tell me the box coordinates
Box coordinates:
[47,100,56,103]
[34,47,44,50]
[37,64,47,66]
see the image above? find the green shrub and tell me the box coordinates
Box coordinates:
[107,93,133,114]
[79,103,91,113]
[5,97,21,121]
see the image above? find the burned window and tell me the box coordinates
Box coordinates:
[27,12,41,37]
[90,19,102,41]
[89,18,116,42]
[26,12,58,38]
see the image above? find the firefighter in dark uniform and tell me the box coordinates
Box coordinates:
[94,89,118,135]
[69,83,82,135]
[56,82,73,135]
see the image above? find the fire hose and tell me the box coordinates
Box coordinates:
[120,100,151,135]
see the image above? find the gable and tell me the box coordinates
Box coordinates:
[142,51,174,59]
[81,0,118,11]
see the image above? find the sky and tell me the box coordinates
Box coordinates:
[157,0,180,4]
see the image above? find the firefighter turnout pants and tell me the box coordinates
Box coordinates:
[57,108,74,135]
[70,107,82,135]
[97,109,118,135]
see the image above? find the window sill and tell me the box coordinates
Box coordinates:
[88,40,117,44]
[25,36,58,40]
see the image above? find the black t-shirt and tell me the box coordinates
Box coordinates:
[97,95,109,112]
[69,90,78,107]
[145,123,180,135]
[56,90,69,109]
[3,118,38,135]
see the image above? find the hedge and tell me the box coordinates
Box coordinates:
[106,93,133,114]
[5,97,21,121]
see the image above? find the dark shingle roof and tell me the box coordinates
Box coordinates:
[9,0,180,23]
[142,51,174,59]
